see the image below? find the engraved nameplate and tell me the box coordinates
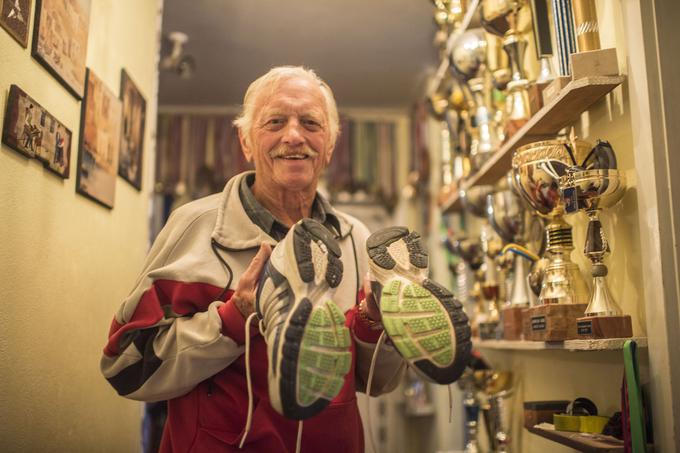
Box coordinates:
[577,320,594,335]
[531,316,547,331]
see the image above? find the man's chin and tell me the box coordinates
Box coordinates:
[268,171,317,192]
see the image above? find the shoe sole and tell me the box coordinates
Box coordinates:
[266,219,351,420]
[367,227,471,385]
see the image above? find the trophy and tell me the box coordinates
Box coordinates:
[487,187,536,339]
[572,0,600,52]
[481,0,532,135]
[560,164,632,338]
[512,138,590,340]
[449,29,501,170]
[458,370,482,453]
[452,236,485,336]
[474,370,514,453]
[529,0,556,84]
[461,185,502,338]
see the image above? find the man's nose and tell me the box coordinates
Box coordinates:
[282,119,304,146]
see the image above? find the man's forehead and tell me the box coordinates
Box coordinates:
[255,77,327,116]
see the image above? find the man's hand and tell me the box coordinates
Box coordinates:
[363,274,382,322]
[231,243,272,319]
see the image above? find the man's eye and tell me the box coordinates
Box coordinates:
[263,118,285,129]
[303,119,321,129]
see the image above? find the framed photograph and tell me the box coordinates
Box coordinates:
[77,69,121,208]
[0,0,31,47]
[118,69,146,190]
[2,84,72,178]
[32,0,91,99]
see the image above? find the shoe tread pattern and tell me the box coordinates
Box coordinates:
[366,227,409,270]
[279,299,351,419]
[379,279,471,385]
[294,220,343,288]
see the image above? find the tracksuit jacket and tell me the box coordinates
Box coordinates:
[101,171,407,452]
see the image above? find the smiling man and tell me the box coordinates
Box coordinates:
[101,67,410,452]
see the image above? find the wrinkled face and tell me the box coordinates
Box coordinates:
[240,77,334,193]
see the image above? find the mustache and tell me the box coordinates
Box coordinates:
[269,144,319,159]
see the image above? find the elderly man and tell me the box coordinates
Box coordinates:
[101,66,470,452]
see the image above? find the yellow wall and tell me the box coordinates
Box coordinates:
[0,0,161,450]
[429,1,650,452]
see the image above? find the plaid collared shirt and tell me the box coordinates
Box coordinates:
[238,173,341,241]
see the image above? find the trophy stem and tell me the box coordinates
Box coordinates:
[538,217,590,305]
[583,210,623,316]
[488,391,512,453]
[537,56,556,84]
[502,31,527,82]
[463,389,481,453]
[470,77,500,169]
[501,31,531,134]
[509,253,532,307]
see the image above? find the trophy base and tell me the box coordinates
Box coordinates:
[570,48,619,80]
[525,303,588,341]
[502,306,525,340]
[576,315,633,339]
[479,321,500,340]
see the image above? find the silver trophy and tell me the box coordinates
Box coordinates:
[449,29,501,170]
[487,189,534,308]
[559,160,632,337]
[461,185,502,336]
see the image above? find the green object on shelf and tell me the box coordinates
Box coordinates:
[624,339,647,452]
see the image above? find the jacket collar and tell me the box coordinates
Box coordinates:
[211,171,353,250]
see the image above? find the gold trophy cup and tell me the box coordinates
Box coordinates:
[512,138,590,340]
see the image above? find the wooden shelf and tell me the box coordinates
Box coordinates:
[527,426,623,452]
[440,75,626,213]
[473,336,647,352]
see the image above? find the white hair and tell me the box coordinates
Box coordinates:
[233,66,340,146]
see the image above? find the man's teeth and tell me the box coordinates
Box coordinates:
[280,154,308,160]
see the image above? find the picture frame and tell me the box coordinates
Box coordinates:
[31,0,91,99]
[0,0,31,47]
[2,84,72,178]
[76,69,121,208]
[118,69,146,190]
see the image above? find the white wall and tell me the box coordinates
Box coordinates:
[0,0,162,450]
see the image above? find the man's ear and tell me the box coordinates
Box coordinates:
[238,128,253,163]
[324,136,336,166]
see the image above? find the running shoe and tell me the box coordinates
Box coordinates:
[366,227,471,384]
[256,219,351,420]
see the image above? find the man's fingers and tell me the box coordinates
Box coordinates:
[240,243,273,284]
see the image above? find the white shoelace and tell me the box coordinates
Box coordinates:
[239,312,258,449]
[365,331,387,453]
[239,311,304,453]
